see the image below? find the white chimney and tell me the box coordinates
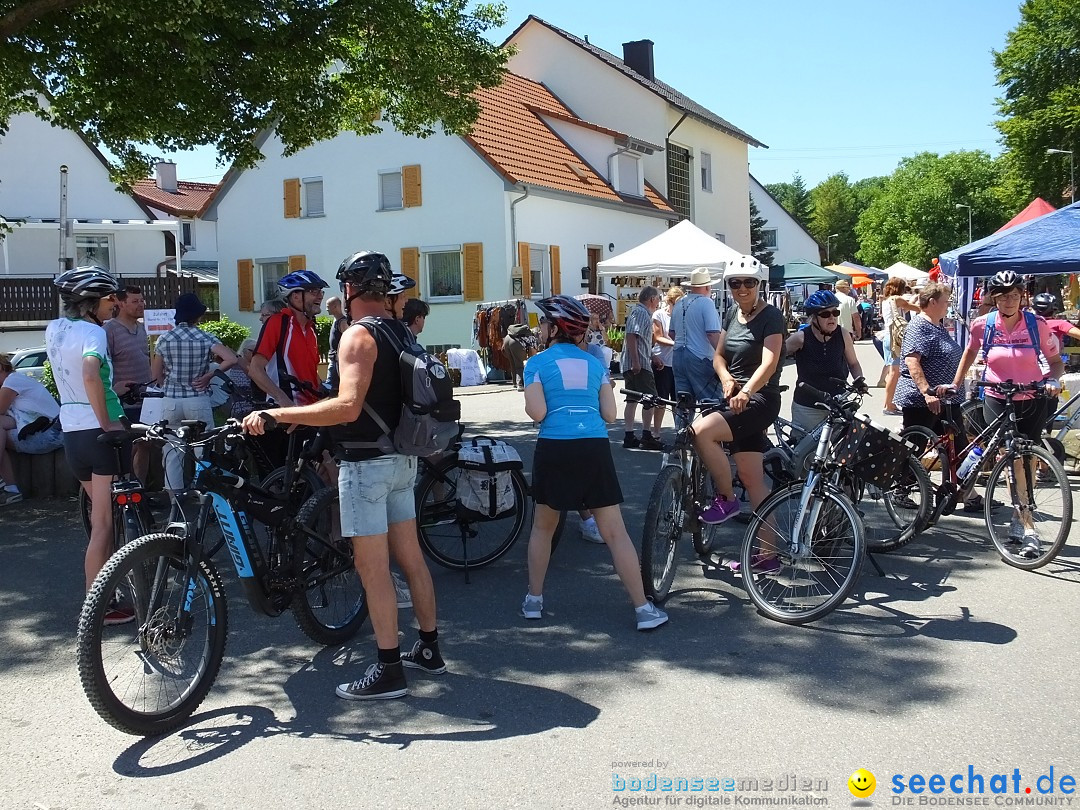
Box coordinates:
[155,160,178,193]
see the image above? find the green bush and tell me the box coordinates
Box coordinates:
[200,315,250,351]
[41,360,59,401]
[315,315,333,360]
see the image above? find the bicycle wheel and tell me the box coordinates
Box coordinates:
[741,483,865,624]
[690,457,719,555]
[79,486,92,540]
[900,425,948,524]
[291,487,368,645]
[415,456,529,570]
[76,533,227,736]
[640,465,685,603]
[984,443,1072,570]
[863,454,933,551]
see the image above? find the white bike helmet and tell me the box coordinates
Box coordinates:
[722,255,767,282]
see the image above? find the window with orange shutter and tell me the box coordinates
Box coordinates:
[283,178,301,218]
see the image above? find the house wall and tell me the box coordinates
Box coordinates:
[0,112,167,277]
[507,22,752,252]
[749,177,820,268]
[146,204,218,265]
[215,128,509,348]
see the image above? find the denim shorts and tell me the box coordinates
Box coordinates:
[338,454,417,537]
[13,424,64,454]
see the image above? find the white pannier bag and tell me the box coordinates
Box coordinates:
[456,438,523,520]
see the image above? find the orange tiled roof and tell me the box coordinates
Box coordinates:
[131,179,219,217]
[464,72,674,214]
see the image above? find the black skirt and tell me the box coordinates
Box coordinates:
[531,437,623,510]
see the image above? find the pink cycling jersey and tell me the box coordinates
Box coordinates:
[969,313,1059,399]
[1044,318,1076,353]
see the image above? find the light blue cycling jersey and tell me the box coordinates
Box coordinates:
[523,342,610,439]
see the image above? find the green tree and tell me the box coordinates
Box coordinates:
[749,193,774,267]
[808,173,857,263]
[994,0,1080,205]
[855,151,1009,268]
[0,0,509,185]
[764,172,812,228]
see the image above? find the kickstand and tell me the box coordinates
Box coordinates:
[866,550,886,577]
[458,519,471,584]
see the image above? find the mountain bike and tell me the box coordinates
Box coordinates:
[901,380,1072,570]
[76,419,366,736]
[740,381,922,624]
[628,390,729,603]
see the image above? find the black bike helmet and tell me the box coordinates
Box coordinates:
[1032,292,1062,317]
[336,251,393,294]
[805,289,841,316]
[53,265,119,301]
[988,270,1024,296]
[536,295,591,340]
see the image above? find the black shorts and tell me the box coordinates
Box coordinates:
[654,365,675,400]
[984,395,1046,442]
[64,428,130,481]
[622,368,657,408]
[122,405,141,424]
[531,437,623,511]
[719,389,782,455]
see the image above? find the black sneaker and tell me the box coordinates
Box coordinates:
[335,662,408,700]
[622,435,641,449]
[640,435,664,451]
[401,640,447,674]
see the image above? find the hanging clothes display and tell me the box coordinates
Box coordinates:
[471,299,528,375]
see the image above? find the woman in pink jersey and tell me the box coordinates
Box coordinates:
[952,271,1064,558]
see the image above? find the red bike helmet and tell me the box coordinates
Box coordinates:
[536,295,590,340]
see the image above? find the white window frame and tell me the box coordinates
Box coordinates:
[378,169,403,211]
[301,176,324,218]
[761,228,778,249]
[257,258,290,304]
[422,244,464,302]
[701,151,713,192]
[529,243,549,298]
[611,151,644,198]
[180,220,196,250]
[75,233,113,270]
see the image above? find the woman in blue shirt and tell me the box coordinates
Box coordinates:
[520,295,668,631]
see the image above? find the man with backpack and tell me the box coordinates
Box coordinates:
[242,251,447,701]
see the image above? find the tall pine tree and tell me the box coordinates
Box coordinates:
[749,193,775,267]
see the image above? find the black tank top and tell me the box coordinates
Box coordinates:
[329,317,408,460]
[793,325,848,407]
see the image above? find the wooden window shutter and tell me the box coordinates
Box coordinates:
[518,241,531,298]
[283,178,301,218]
[402,165,422,208]
[288,254,306,272]
[549,244,561,295]
[237,259,254,311]
[463,243,484,302]
[400,247,420,299]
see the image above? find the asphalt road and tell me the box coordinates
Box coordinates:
[2,340,1079,810]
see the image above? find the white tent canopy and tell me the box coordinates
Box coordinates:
[597,219,745,278]
[883,261,930,282]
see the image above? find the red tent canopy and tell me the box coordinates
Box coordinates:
[996,197,1056,233]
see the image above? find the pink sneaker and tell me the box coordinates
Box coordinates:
[700,496,741,525]
[727,554,781,575]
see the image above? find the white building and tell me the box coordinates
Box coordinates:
[131,161,219,277]
[749,175,822,268]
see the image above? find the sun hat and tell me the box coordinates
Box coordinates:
[688,267,719,286]
[174,293,207,324]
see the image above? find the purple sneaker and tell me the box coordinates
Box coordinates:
[700,496,741,525]
[727,554,782,575]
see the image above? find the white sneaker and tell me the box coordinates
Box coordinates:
[521,594,543,619]
[580,519,603,544]
[635,599,668,631]
[1019,530,1042,560]
[392,572,412,609]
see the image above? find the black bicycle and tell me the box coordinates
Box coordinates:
[76,419,366,736]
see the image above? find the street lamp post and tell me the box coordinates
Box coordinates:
[826,233,839,263]
[1046,148,1075,204]
[955,203,972,244]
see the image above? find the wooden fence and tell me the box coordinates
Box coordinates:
[0,275,199,321]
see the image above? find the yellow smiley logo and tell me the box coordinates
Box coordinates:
[848,769,876,798]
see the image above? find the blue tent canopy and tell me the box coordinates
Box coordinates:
[940,200,1080,277]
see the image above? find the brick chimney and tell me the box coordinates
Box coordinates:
[622,40,655,81]
[155,160,178,193]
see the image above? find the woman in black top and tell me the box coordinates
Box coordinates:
[692,256,786,528]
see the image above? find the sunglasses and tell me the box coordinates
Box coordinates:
[727,278,760,289]
[816,309,841,318]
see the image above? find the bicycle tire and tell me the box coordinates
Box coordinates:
[741,483,865,625]
[639,465,685,603]
[900,426,948,526]
[864,453,933,551]
[76,532,228,736]
[290,487,369,644]
[415,456,529,570]
[984,443,1072,571]
[690,457,719,555]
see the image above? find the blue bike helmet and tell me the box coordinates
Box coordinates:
[805,289,841,316]
[278,269,329,293]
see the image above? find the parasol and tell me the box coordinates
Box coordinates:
[575,293,616,323]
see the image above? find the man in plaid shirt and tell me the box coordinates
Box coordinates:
[152,293,237,491]
[621,286,662,450]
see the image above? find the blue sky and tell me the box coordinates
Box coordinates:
[164,0,1024,189]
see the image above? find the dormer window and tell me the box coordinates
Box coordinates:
[612,151,644,197]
